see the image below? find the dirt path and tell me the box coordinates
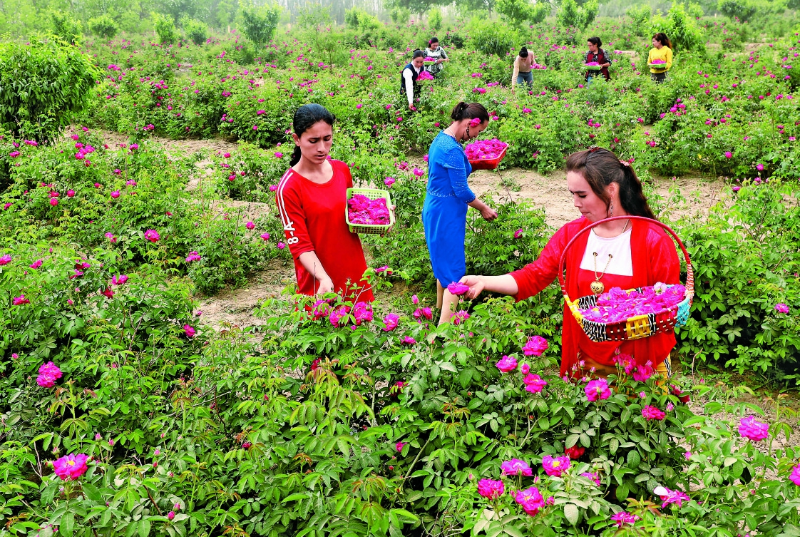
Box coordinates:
[468,167,725,228]
[81,127,240,157]
[196,258,294,332]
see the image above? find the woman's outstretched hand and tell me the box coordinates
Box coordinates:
[481,206,498,221]
[459,275,485,300]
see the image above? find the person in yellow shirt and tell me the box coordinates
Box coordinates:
[648,33,673,83]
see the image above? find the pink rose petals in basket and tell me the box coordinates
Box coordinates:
[579,283,687,323]
[348,195,390,225]
[464,139,508,161]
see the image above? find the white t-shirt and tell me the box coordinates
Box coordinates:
[579,228,633,276]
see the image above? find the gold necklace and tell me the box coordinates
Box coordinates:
[591,253,613,294]
[589,219,629,294]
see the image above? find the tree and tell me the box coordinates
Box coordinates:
[626,4,651,29]
[389,6,411,23]
[297,4,332,30]
[454,0,497,13]
[717,0,757,21]
[88,14,119,39]
[428,6,443,30]
[345,8,381,31]
[384,0,447,15]
[215,0,238,29]
[557,0,580,26]
[496,0,549,27]
[651,2,704,51]
[557,0,596,28]
[580,0,598,27]
[50,11,82,45]
[0,36,99,144]
[241,3,280,46]
[153,12,179,44]
[183,18,209,44]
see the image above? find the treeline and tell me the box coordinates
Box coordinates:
[0,0,798,42]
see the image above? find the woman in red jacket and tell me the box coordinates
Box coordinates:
[276,104,374,302]
[460,147,680,378]
[585,36,611,82]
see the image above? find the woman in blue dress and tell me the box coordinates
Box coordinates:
[423,102,498,325]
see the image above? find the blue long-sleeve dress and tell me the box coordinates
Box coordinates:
[422,131,476,286]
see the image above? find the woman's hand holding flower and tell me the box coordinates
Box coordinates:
[459,275,485,300]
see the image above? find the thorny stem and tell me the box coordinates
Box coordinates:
[144,484,162,515]
[400,437,432,491]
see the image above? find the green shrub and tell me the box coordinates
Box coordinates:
[717,0,758,21]
[389,6,411,24]
[153,12,179,45]
[49,11,82,45]
[626,4,652,30]
[467,16,519,56]
[675,181,800,380]
[88,14,119,39]
[428,7,443,31]
[241,3,281,47]
[183,18,209,45]
[0,37,99,144]
[653,2,705,52]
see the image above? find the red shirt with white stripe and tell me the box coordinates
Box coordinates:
[276,159,374,302]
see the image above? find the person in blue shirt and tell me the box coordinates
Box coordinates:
[423,102,498,325]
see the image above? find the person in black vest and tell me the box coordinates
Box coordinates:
[401,50,425,110]
[585,37,611,83]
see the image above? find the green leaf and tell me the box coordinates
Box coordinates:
[282,493,310,503]
[504,526,525,537]
[138,519,151,537]
[60,512,74,537]
[564,504,579,526]
[82,482,102,502]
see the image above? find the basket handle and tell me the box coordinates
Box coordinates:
[556,216,693,297]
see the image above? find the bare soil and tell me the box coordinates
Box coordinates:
[468,167,724,228]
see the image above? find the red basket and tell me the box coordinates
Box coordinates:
[557,216,694,343]
[468,145,508,170]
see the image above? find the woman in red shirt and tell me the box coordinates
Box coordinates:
[460,147,680,378]
[276,104,374,302]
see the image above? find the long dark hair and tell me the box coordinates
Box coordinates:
[566,147,656,219]
[429,37,439,46]
[653,32,673,50]
[587,36,602,49]
[450,101,489,122]
[290,104,335,167]
[519,46,529,58]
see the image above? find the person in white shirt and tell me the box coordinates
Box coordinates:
[401,50,425,110]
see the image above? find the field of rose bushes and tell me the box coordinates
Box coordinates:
[1,5,800,537]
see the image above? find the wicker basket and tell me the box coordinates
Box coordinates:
[345,188,394,235]
[557,216,694,342]
[468,145,508,171]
